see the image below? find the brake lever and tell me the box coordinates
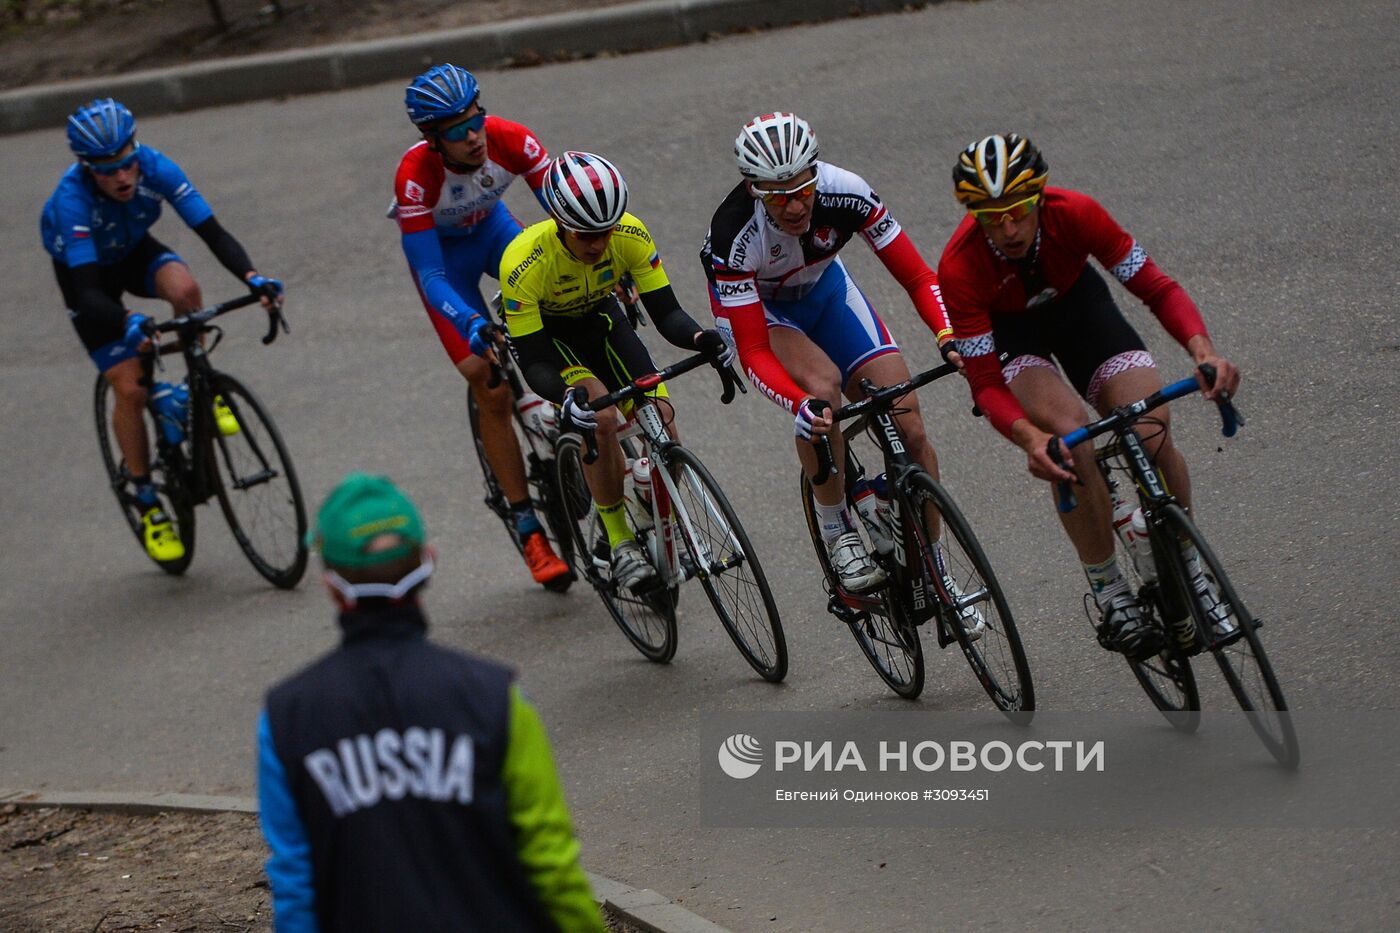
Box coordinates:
[1047,437,1077,513]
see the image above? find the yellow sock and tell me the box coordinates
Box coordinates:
[598,499,634,549]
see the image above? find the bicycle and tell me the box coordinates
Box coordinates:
[803,362,1034,713]
[553,352,788,681]
[94,293,308,588]
[1047,364,1298,767]
[464,299,578,593]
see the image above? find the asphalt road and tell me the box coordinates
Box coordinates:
[3,0,1398,929]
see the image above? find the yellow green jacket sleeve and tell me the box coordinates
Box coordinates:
[503,685,607,933]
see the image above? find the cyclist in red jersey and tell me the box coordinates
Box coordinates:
[394,64,569,590]
[936,133,1240,659]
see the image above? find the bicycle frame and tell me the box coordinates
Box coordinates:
[571,352,744,587]
[813,361,968,635]
[1052,366,1242,643]
[144,294,287,505]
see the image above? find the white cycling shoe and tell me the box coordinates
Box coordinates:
[611,539,659,592]
[828,530,886,593]
[1191,572,1238,639]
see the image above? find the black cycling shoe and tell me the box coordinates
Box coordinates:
[1095,593,1164,661]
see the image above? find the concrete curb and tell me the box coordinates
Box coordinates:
[0,788,730,933]
[0,0,940,135]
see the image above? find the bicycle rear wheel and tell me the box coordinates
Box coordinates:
[208,373,307,588]
[555,434,677,663]
[1155,503,1298,767]
[668,446,787,682]
[801,472,924,698]
[906,472,1034,717]
[93,373,196,575]
[466,387,575,591]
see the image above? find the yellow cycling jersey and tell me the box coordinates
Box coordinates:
[499,212,671,338]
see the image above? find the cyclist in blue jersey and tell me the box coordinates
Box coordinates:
[41,98,283,564]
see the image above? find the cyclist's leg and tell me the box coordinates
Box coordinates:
[418,235,532,509]
[767,324,845,506]
[148,257,201,313]
[60,256,154,493]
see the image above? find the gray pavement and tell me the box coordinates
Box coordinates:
[2,0,1398,929]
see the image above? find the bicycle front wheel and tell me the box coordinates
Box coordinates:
[906,472,1034,716]
[93,373,197,575]
[800,472,924,698]
[208,373,308,588]
[555,434,677,663]
[668,446,787,682]
[1155,503,1298,767]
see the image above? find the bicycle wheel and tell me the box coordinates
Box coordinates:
[208,373,308,588]
[905,472,1034,716]
[466,387,575,591]
[801,472,924,698]
[555,434,677,663]
[93,374,196,575]
[668,446,787,682]
[1155,503,1298,767]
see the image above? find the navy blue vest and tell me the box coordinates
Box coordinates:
[265,604,556,931]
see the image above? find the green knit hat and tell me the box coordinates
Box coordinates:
[307,473,425,568]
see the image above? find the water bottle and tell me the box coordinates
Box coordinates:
[851,475,893,555]
[515,391,558,459]
[626,457,655,531]
[151,380,189,446]
[1109,481,1156,584]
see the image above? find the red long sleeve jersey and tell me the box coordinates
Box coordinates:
[937,187,1208,438]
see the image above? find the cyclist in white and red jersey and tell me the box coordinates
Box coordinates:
[702,112,966,601]
[393,64,568,590]
[936,132,1240,658]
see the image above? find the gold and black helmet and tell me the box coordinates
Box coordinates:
[953,133,1049,205]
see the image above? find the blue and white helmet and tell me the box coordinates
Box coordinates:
[543,152,629,233]
[404,64,480,127]
[67,98,136,160]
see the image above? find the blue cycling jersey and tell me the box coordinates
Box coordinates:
[40,144,214,268]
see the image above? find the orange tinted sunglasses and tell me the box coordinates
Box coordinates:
[968,193,1041,226]
[756,178,818,207]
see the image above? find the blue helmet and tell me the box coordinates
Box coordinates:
[67,98,136,159]
[404,64,480,127]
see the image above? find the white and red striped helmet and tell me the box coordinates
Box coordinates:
[734,112,820,182]
[543,151,629,232]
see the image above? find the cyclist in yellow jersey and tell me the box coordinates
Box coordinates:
[499,151,732,592]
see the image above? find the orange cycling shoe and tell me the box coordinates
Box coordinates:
[522,531,570,590]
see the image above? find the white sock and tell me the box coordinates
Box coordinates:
[1084,554,1130,608]
[814,499,849,545]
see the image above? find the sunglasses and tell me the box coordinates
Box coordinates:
[85,142,140,176]
[435,109,487,142]
[755,177,818,207]
[968,193,1040,226]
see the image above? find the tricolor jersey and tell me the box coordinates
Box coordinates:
[701,162,902,306]
[40,145,213,268]
[938,186,1208,436]
[392,116,548,238]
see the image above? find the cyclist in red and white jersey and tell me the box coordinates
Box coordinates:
[392,64,568,590]
[702,113,967,603]
[936,133,1240,658]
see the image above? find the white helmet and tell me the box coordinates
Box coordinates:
[543,151,628,233]
[734,112,820,182]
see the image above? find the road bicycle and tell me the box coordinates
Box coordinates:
[94,293,307,588]
[803,362,1033,713]
[1048,364,1298,767]
[464,299,578,592]
[554,352,788,681]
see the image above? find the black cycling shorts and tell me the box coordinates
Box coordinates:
[533,299,668,402]
[55,234,184,353]
[990,264,1148,399]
